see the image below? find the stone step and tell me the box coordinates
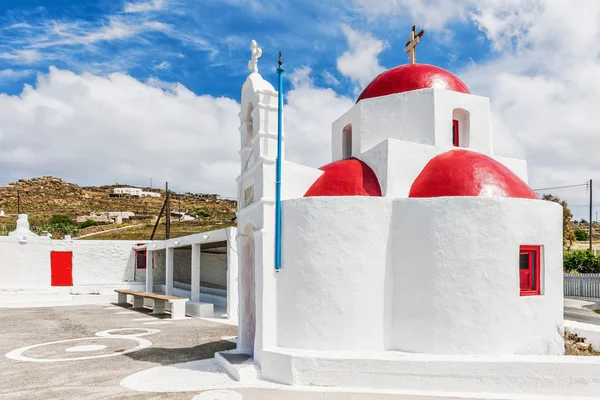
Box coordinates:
[215,350,256,381]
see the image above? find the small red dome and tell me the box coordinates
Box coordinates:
[304,158,382,197]
[409,149,538,199]
[357,64,470,103]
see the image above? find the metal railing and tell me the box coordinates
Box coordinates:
[564,273,600,298]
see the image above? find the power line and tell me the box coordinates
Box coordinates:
[533,183,589,191]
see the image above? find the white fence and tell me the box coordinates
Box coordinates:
[564,273,600,298]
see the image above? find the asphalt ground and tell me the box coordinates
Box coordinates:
[0,304,501,400]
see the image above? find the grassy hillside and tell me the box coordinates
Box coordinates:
[0,177,237,240]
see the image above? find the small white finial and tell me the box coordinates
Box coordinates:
[248,40,262,73]
[404,25,424,64]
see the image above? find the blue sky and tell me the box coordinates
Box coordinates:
[1,0,599,219]
[0,0,494,99]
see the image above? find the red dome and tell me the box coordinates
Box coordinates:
[304,158,382,197]
[357,64,470,103]
[409,149,538,199]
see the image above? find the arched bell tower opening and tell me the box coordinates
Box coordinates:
[246,102,254,146]
[239,223,256,355]
[342,123,352,159]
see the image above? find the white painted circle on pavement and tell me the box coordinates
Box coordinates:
[5,336,151,362]
[96,328,160,338]
[192,390,243,400]
[65,344,107,352]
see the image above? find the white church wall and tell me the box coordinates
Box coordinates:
[278,197,393,351]
[282,161,323,199]
[391,197,564,355]
[362,140,531,199]
[357,89,437,154]
[495,156,529,184]
[361,139,441,198]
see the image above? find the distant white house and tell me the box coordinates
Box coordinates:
[113,188,160,198]
[76,212,135,225]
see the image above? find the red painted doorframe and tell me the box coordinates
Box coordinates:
[51,251,73,286]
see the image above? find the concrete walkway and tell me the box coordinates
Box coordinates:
[565,297,600,325]
[0,304,480,400]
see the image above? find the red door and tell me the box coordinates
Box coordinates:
[51,251,73,286]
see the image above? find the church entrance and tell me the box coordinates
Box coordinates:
[240,223,256,355]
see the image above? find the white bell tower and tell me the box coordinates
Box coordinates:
[235,40,282,365]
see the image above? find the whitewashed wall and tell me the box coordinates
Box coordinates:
[0,236,143,291]
[275,196,563,356]
[279,197,392,350]
[392,197,564,355]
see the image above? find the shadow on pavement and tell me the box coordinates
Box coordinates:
[123,339,235,366]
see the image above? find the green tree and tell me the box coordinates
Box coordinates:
[564,250,600,273]
[575,229,589,241]
[79,219,98,229]
[50,215,75,226]
[542,194,575,248]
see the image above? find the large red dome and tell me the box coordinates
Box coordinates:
[304,158,382,197]
[357,64,470,103]
[409,149,538,199]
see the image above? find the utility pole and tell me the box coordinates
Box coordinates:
[590,179,593,252]
[150,178,152,189]
[165,182,171,240]
[17,191,21,214]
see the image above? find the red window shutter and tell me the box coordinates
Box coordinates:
[519,246,541,296]
[136,244,147,269]
[452,119,459,147]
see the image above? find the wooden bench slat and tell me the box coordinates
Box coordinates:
[115,289,186,301]
[114,289,143,295]
[142,293,187,301]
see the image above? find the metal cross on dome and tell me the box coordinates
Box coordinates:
[404,25,425,64]
[248,40,262,73]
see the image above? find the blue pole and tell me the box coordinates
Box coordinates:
[275,52,284,271]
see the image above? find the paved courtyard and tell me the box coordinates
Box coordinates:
[0,304,489,400]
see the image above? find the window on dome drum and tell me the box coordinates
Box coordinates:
[520,245,541,296]
[342,123,352,159]
[452,119,459,147]
[452,109,470,148]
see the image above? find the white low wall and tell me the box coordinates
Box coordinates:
[261,347,600,398]
[0,236,143,292]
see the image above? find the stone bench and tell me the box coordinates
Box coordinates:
[114,289,189,320]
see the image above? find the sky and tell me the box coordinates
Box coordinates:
[0,0,599,219]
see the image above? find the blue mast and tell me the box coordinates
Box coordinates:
[275,52,284,271]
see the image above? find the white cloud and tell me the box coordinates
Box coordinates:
[0,49,43,63]
[0,67,352,196]
[336,25,386,91]
[0,69,34,80]
[284,69,354,168]
[124,0,167,13]
[322,71,340,87]
[351,0,469,30]
[153,61,170,70]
